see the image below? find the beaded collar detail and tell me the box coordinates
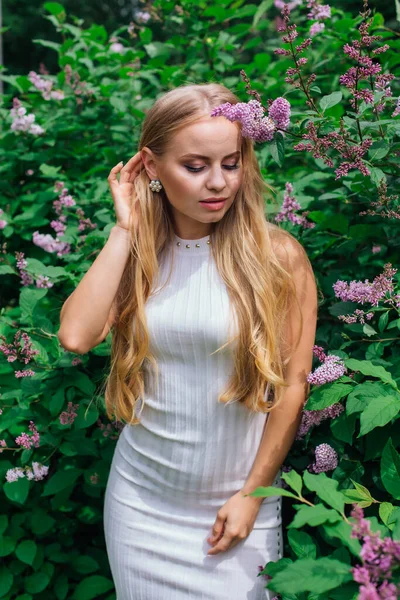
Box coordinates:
[173,233,212,255]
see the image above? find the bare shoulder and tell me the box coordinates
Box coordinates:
[267,222,310,271]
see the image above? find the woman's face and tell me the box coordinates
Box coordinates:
[141,115,243,239]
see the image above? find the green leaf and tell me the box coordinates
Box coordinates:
[289,504,342,528]
[16,540,37,566]
[44,2,66,17]
[32,39,61,52]
[71,575,114,600]
[19,288,48,321]
[246,486,298,500]
[358,395,400,437]
[381,438,400,500]
[269,133,285,166]
[0,536,16,557]
[24,571,50,594]
[322,520,362,557]
[3,477,30,505]
[378,311,389,332]
[0,265,15,275]
[320,92,343,112]
[71,555,100,574]
[39,163,63,178]
[306,382,351,410]
[345,358,397,389]
[287,528,317,559]
[303,472,345,514]
[282,469,303,496]
[0,566,13,597]
[42,469,82,497]
[267,557,352,595]
[0,515,8,536]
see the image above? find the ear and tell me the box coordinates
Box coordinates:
[141,147,160,181]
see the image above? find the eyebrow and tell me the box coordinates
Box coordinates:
[179,151,241,159]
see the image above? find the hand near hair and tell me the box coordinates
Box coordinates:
[107,152,144,232]
[206,490,262,555]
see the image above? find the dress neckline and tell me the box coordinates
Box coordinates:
[172,233,212,255]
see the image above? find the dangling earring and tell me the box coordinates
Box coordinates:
[149,179,163,192]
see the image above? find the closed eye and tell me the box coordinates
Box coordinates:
[185,164,240,173]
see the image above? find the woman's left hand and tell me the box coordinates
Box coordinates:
[207,490,262,555]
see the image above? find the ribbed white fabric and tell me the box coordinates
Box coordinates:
[104,232,283,599]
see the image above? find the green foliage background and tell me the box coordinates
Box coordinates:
[0,1,399,598]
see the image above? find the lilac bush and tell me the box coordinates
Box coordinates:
[0,0,399,598]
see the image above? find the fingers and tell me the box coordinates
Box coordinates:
[207,529,239,555]
[108,153,144,186]
[119,152,144,184]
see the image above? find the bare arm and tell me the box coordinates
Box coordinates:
[57,225,131,354]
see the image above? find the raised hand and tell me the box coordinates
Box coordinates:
[107,152,145,232]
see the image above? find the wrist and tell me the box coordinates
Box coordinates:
[111,224,131,236]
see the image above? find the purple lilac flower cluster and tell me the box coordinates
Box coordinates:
[272,2,398,180]
[306,345,347,386]
[97,418,125,440]
[0,208,7,230]
[338,14,395,115]
[333,264,399,309]
[350,504,400,599]
[0,330,40,379]
[308,442,338,473]
[15,421,40,450]
[274,182,315,229]
[59,402,80,425]
[32,180,97,261]
[9,97,45,136]
[28,70,65,101]
[5,462,49,483]
[210,97,291,143]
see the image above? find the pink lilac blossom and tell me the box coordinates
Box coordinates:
[306,1,331,20]
[274,0,302,11]
[392,97,400,118]
[338,5,395,115]
[36,275,54,289]
[15,421,40,449]
[28,71,65,101]
[97,418,124,440]
[296,401,345,439]
[6,462,49,483]
[307,353,347,385]
[350,504,400,599]
[333,264,398,308]
[0,439,7,453]
[0,208,7,229]
[372,245,381,254]
[10,97,45,136]
[274,182,315,228]
[309,22,325,37]
[338,308,375,325]
[15,251,34,286]
[63,64,94,106]
[109,41,126,54]
[134,10,151,23]
[210,97,291,143]
[59,402,80,425]
[90,472,99,484]
[308,442,338,473]
[15,369,36,378]
[32,231,71,257]
[0,331,39,364]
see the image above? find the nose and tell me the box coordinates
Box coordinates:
[205,166,227,192]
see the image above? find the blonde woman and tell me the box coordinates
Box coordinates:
[58,83,318,599]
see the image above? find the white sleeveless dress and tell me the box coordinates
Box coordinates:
[103,232,283,599]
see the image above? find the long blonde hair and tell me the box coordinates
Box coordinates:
[103,82,310,425]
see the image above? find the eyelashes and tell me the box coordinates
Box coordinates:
[184,164,241,173]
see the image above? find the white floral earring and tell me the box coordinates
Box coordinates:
[149,179,163,192]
